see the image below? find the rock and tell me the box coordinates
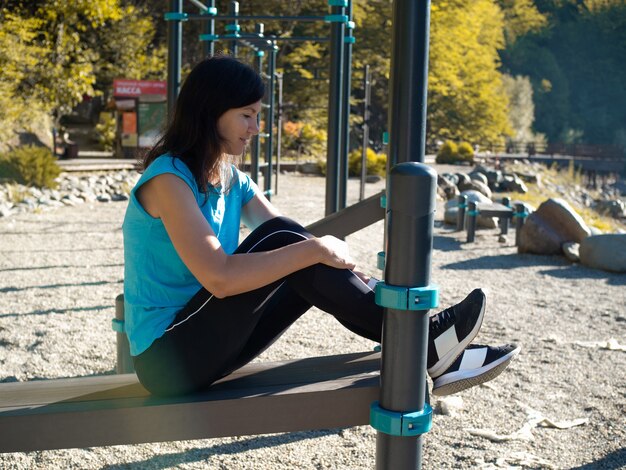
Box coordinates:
[500,174,528,193]
[444,190,497,228]
[366,175,382,183]
[594,199,626,219]
[473,165,502,189]
[498,234,507,243]
[469,172,489,186]
[462,179,492,200]
[437,175,459,200]
[579,234,626,273]
[562,242,580,262]
[518,198,591,254]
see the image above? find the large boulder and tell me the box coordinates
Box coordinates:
[444,190,497,228]
[518,198,591,254]
[579,234,626,273]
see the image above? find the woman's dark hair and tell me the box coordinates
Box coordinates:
[142,55,265,193]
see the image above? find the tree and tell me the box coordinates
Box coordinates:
[428,0,512,144]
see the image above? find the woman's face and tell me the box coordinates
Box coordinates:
[216,100,262,155]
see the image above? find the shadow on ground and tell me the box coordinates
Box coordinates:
[100,430,341,470]
[569,447,626,470]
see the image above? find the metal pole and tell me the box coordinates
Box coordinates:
[204,0,216,57]
[376,163,436,469]
[456,194,467,231]
[388,0,430,166]
[250,25,264,185]
[275,72,284,196]
[339,0,354,210]
[167,0,183,121]
[360,65,371,201]
[229,1,239,56]
[325,4,345,215]
[264,43,278,200]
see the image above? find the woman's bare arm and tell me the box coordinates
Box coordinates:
[137,173,355,298]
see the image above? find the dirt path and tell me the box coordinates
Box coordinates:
[0,171,624,469]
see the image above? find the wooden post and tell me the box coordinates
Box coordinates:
[115,294,135,374]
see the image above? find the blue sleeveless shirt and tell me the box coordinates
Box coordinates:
[122,155,258,355]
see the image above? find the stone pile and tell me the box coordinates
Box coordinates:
[0,170,140,218]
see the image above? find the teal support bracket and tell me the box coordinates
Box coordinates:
[377,251,385,270]
[512,211,528,219]
[164,12,188,21]
[256,50,265,57]
[111,318,125,333]
[328,0,349,6]
[324,14,349,23]
[466,209,479,217]
[225,23,241,32]
[264,189,273,197]
[380,194,387,208]
[457,203,467,209]
[222,33,241,39]
[382,131,389,145]
[375,282,439,311]
[344,36,356,44]
[346,21,356,29]
[199,34,219,41]
[370,402,433,437]
[201,7,217,15]
[373,344,382,352]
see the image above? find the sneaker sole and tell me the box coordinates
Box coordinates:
[431,347,520,396]
[428,295,486,378]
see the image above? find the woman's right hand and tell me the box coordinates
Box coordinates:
[316,235,356,270]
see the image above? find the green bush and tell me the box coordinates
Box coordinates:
[95,112,116,151]
[435,140,474,165]
[457,141,475,164]
[435,140,458,164]
[348,147,387,176]
[0,145,61,188]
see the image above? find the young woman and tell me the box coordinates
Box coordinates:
[123,55,519,397]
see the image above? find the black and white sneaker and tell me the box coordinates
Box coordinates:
[427,288,486,378]
[431,343,520,396]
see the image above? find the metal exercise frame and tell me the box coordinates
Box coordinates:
[165,0,354,209]
[165,1,435,468]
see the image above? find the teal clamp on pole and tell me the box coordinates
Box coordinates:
[380,194,386,208]
[199,34,219,41]
[225,23,241,32]
[375,282,439,311]
[202,6,217,15]
[344,36,356,44]
[111,318,125,333]
[263,189,273,197]
[164,12,188,21]
[324,14,349,23]
[466,209,480,216]
[371,402,433,437]
[328,0,348,6]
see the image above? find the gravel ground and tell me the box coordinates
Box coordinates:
[1,169,625,469]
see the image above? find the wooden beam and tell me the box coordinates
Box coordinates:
[0,352,380,453]
[306,190,385,238]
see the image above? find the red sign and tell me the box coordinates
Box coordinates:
[113,79,167,97]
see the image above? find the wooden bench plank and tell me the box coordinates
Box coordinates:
[0,352,380,453]
[475,202,513,218]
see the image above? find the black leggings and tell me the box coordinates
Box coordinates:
[133,216,384,396]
